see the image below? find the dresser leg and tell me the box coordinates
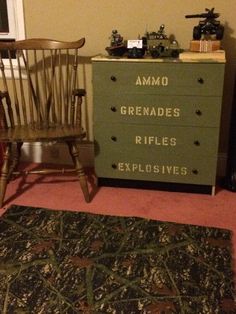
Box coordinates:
[211,186,216,196]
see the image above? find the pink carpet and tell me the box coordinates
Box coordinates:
[1,163,236,276]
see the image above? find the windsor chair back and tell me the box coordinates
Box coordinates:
[0,38,90,206]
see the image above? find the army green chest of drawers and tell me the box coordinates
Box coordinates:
[92,55,225,194]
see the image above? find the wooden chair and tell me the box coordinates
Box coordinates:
[0,38,90,206]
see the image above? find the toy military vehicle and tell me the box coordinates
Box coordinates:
[144,24,180,58]
[185,8,224,40]
[106,30,127,56]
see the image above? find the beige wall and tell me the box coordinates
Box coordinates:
[21,1,236,156]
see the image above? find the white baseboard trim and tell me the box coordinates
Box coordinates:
[21,142,228,176]
[21,142,94,167]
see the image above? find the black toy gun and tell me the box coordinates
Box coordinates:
[185,8,220,20]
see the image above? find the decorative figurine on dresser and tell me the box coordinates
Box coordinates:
[106,30,127,56]
[92,21,226,195]
[143,24,181,58]
[185,7,224,40]
[185,7,224,52]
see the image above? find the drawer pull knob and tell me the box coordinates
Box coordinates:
[195,109,202,116]
[197,77,204,84]
[192,169,199,175]
[110,106,117,112]
[110,75,117,82]
[111,163,117,169]
[194,140,200,146]
[111,136,117,142]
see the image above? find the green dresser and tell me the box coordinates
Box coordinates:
[92,55,226,194]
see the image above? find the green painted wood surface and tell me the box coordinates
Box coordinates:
[94,94,222,127]
[94,124,219,157]
[92,58,225,187]
[94,153,217,185]
[93,62,225,96]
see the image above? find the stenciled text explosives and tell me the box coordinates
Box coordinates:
[117,163,188,176]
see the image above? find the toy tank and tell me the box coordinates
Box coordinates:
[185,8,224,40]
[144,25,180,58]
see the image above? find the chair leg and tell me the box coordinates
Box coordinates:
[7,142,23,181]
[67,141,90,202]
[0,143,12,207]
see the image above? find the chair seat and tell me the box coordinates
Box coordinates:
[0,125,86,142]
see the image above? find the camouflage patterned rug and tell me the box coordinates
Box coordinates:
[0,205,235,313]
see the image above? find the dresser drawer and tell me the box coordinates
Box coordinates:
[94,94,222,127]
[94,123,219,157]
[93,62,225,96]
[95,154,217,185]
